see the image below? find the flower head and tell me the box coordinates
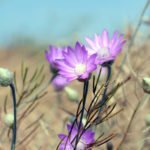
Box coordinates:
[64,87,79,102]
[0,68,13,87]
[85,29,126,65]
[52,75,68,91]
[56,42,97,82]
[58,123,95,150]
[4,113,14,127]
[142,77,150,94]
[96,66,109,82]
[45,46,66,72]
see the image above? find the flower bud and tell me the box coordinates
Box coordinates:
[64,87,78,102]
[145,114,150,126]
[82,118,87,126]
[96,66,108,82]
[0,68,13,87]
[142,77,150,94]
[52,75,68,91]
[4,113,14,127]
[106,142,113,150]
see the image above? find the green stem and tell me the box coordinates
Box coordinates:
[98,65,111,114]
[112,0,150,89]
[10,83,17,150]
[74,80,89,150]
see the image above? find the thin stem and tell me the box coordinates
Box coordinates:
[112,0,150,88]
[10,83,17,150]
[0,126,6,141]
[116,94,150,150]
[74,80,89,150]
[99,65,111,114]
[138,128,150,150]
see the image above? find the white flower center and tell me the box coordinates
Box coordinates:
[74,64,86,76]
[98,47,110,59]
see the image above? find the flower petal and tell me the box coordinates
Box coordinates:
[102,29,109,47]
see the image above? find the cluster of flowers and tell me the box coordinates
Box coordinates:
[45,29,126,83]
[45,29,126,149]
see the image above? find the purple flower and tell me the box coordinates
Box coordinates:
[58,123,95,150]
[85,29,126,65]
[52,75,68,91]
[56,42,97,82]
[45,46,66,71]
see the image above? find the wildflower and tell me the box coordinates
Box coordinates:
[0,68,13,87]
[85,29,126,65]
[56,42,97,82]
[52,75,68,91]
[45,46,66,73]
[58,123,95,150]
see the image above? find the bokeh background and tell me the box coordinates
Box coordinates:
[0,0,149,48]
[0,0,150,150]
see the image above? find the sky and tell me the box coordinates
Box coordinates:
[0,0,149,46]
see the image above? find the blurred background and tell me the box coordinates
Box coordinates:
[0,0,150,150]
[0,0,149,49]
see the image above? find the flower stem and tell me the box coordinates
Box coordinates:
[99,65,111,114]
[74,80,89,150]
[116,94,150,150]
[138,129,150,150]
[10,83,17,150]
[112,0,150,89]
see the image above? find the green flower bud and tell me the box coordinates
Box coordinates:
[145,114,150,126]
[64,87,78,102]
[0,68,13,87]
[4,113,14,127]
[82,118,87,126]
[142,77,150,94]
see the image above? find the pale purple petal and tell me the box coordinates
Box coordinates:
[58,134,66,140]
[95,34,103,48]
[109,30,118,48]
[67,76,78,82]
[52,75,68,91]
[56,42,96,82]
[85,37,96,49]
[112,34,124,51]
[58,123,95,149]
[102,29,109,47]
[112,40,126,55]
[87,54,97,65]
[86,64,97,73]
[80,72,89,79]
[85,29,126,65]
[63,53,76,67]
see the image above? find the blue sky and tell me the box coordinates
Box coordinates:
[0,0,149,46]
